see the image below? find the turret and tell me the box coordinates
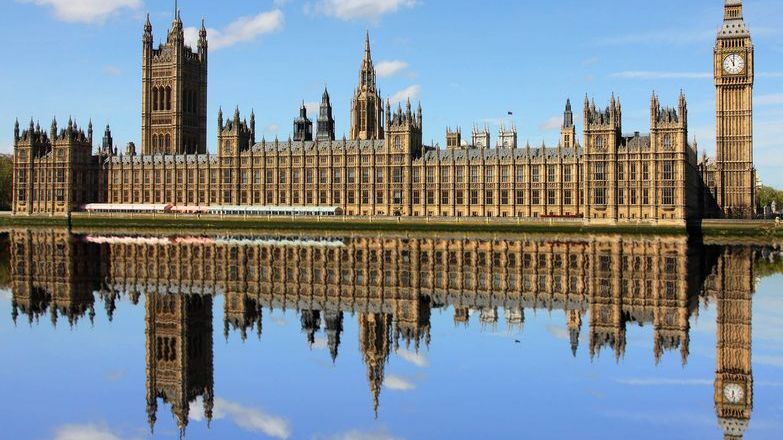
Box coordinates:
[14,119,20,142]
[560,98,577,148]
[250,109,256,144]
[102,125,114,155]
[217,106,223,131]
[293,102,313,142]
[143,13,153,46]
[316,87,336,142]
[87,120,93,145]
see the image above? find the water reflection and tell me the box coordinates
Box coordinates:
[4,229,777,438]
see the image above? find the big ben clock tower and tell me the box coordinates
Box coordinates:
[715,0,755,219]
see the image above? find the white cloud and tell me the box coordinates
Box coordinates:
[19,0,141,24]
[304,101,320,116]
[594,29,714,46]
[192,398,291,439]
[325,428,404,440]
[311,335,329,350]
[388,85,420,104]
[539,116,562,132]
[396,348,428,367]
[757,94,783,106]
[755,355,783,368]
[615,378,712,386]
[185,10,284,51]
[609,71,711,80]
[103,65,122,77]
[264,123,281,136]
[545,324,570,340]
[376,60,409,77]
[307,0,417,21]
[53,424,122,440]
[384,374,415,391]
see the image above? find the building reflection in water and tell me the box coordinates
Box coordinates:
[6,229,765,438]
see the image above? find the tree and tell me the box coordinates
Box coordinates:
[757,185,783,210]
[0,154,12,211]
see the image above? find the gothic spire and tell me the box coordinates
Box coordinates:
[563,98,574,128]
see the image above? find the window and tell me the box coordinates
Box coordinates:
[375,191,384,204]
[334,170,342,184]
[426,191,435,204]
[441,167,449,184]
[376,170,384,184]
[500,190,509,205]
[594,188,606,205]
[485,168,494,183]
[618,163,625,180]
[456,190,464,205]
[663,161,674,180]
[306,169,314,184]
[595,135,605,149]
[470,190,479,205]
[642,164,650,181]
[532,166,540,183]
[594,163,606,181]
[471,166,479,183]
[441,191,449,205]
[617,188,625,204]
[547,190,556,205]
[320,169,328,184]
[662,187,674,205]
[516,166,525,183]
[394,135,401,149]
[266,170,274,184]
[426,168,434,184]
[412,168,420,184]
[347,170,355,184]
[393,167,402,184]
[548,165,556,182]
[484,190,494,205]
[663,134,672,149]
[501,166,509,183]
[564,190,572,205]
[412,191,421,205]
[456,168,464,184]
[630,163,637,180]
[516,190,525,205]
[279,172,287,184]
[564,166,572,183]
[532,190,540,205]
[643,189,649,205]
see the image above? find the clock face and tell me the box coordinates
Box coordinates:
[723,383,745,404]
[723,54,745,75]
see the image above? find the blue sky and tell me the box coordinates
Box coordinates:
[1,0,782,185]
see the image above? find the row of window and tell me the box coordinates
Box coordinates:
[592,187,676,206]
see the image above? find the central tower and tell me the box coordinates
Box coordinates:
[350,33,384,140]
[141,8,208,155]
[714,0,755,218]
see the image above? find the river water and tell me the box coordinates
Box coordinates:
[0,229,781,440]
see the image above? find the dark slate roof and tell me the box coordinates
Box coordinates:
[620,134,651,151]
[418,146,583,163]
[250,139,386,154]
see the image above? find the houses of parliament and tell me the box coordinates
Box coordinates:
[10,1,757,222]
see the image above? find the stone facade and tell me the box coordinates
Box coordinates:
[11,1,756,223]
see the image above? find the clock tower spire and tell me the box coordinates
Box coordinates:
[714,0,755,218]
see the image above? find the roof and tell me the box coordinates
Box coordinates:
[418,146,583,163]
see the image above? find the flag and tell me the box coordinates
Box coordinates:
[508,111,513,116]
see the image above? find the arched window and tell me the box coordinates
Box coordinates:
[152,88,159,111]
[152,134,158,152]
[166,87,172,111]
[165,134,171,151]
[394,135,401,149]
[224,141,232,154]
[595,135,605,149]
[663,134,672,149]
